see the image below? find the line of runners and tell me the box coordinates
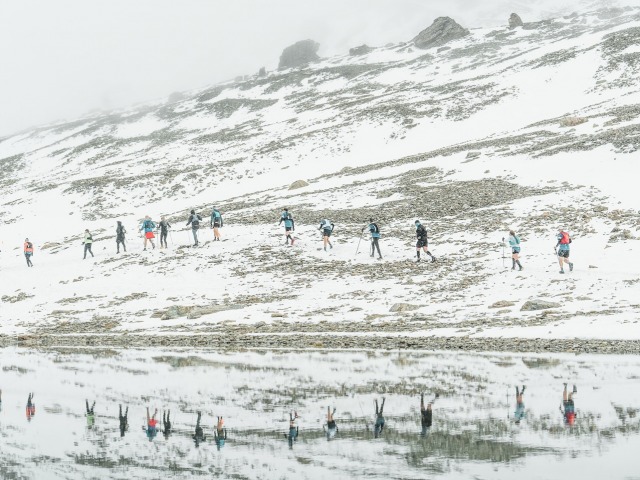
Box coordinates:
[17,206,575,273]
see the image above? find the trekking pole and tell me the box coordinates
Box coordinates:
[355,234,363,256]
[169,230,174,245]
[507,387,509,420]
[501,237,506,268]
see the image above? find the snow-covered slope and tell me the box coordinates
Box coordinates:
[1,7,639,350]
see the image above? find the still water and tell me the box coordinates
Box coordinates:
[0,348,639,479]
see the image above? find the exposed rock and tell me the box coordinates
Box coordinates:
[258,66,266,77]
[489,300,515,309]
[349,44,373,56]
[559,116,588,127]
[521,299,562,311]
[390,303,420,312]
[278,40,320,69]
[288,179,309,190]
[1,292,33,303]
[509,13,524,29]
[466,151,481,160]
[437,46,451,53]
[412,17,470,50]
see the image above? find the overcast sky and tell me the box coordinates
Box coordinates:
[0,0,632,137]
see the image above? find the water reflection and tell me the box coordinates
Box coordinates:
[373,397,385,438]
[85,400,95,429]
[25,392,35,422]
[324,406,338,441]
[118,404,128,437]
[214,416,226,450]
[284,411,299,448]
[0,348,639,479]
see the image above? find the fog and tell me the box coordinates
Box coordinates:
[0,0,633,137]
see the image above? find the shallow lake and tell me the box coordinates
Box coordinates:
[0,348,639,479]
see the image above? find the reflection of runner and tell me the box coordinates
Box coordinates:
[560,383,577,426]
[374,398,385,438]
[26,393,35,421]
[145,407,158,441]
[323,406,338,440]
[284,411,299,449]
[193,411,206,447]
[119,405,129,437]
[514,386,526,425]
[214,416,227,450]
[421,393,438,436]
[163,410,172,439]
[86,399,96,428]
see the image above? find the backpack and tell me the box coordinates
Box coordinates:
[559,231,571,244]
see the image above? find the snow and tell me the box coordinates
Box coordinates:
[0,7,639,345]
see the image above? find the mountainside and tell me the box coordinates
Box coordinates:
[1,6,640,351]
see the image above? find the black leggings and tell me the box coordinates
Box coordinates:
[116,238,126,252]
[160,231,168,247]
[84,244,94,258]
[370,238,381,257]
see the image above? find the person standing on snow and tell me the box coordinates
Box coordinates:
[210,207,223,241]
[186,210,203,246]
[318,218,334,251]
[555,229,574,274]
[414,220,436,263]
[116,221,127,253]
[509,230,523,271]
[158,216,171,249]
[139,216,156,250]
[82,229,94,259]
[364,218,382,260]
[24,238,34,267]
[278,208,295,245]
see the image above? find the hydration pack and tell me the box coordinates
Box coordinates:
[559,231,571,244]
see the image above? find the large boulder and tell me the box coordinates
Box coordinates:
[412,17,470,50]
[520,299,561,311]
[349,44,373,56]
[509,13,524,29]
[278,40,320,69]
[288,179,309,190]
[390,303,420,313]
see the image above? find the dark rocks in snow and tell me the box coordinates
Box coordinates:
[278,39,320,69]
[390,303,420,312]
[489,300,515,309]
[509,13,524,29]
[349,44,373,56]
[412,17,470,50]
[521,299,561,311]
[258,66,266,77]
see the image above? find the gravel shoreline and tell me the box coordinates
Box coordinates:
[1,333,639,355]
